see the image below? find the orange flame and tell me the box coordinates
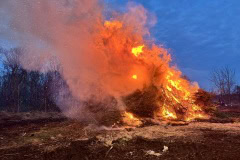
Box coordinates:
[132,45,144,57]
[132,74,138,80]
[104,21,123,29]
[162,105,177,119]
[122,112,142,126]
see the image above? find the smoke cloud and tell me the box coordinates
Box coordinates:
[0,0,162,120]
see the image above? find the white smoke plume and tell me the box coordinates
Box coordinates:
[0,0,158,120]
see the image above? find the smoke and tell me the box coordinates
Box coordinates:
[0,0,161,120]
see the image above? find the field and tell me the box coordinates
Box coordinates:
[1,107,240,160]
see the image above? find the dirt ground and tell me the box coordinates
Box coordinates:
[1,108,240,160]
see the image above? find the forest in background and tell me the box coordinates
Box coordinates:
[0,47,67,112]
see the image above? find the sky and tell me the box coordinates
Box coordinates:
[0,0,240,90]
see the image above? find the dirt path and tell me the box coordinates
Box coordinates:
[1,114,240,160]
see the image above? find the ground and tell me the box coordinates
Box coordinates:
[1,107,240,160]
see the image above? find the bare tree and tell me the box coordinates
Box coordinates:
[210,66,236,104]
[222,66,236,97]
[2,48,24,112]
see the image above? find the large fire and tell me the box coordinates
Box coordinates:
[100,20,209,126]
[3,0,210,125]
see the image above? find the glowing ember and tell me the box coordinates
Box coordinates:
[166,85,172,92]
[132,74,138,80]
[162,105,177,119]
[132,45,144,57]
[122,112,142,126]
[185,113,209,122]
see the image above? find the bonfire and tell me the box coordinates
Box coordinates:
[88,20,210,127]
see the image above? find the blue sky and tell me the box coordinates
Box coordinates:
[1,0,240,90]
[105,0,240,90]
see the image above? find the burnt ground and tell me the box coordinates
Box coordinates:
[1,108,240,160]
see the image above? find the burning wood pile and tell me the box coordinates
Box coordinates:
[84,21,211,127]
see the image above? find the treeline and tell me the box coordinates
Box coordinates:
[0,47,65,112]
